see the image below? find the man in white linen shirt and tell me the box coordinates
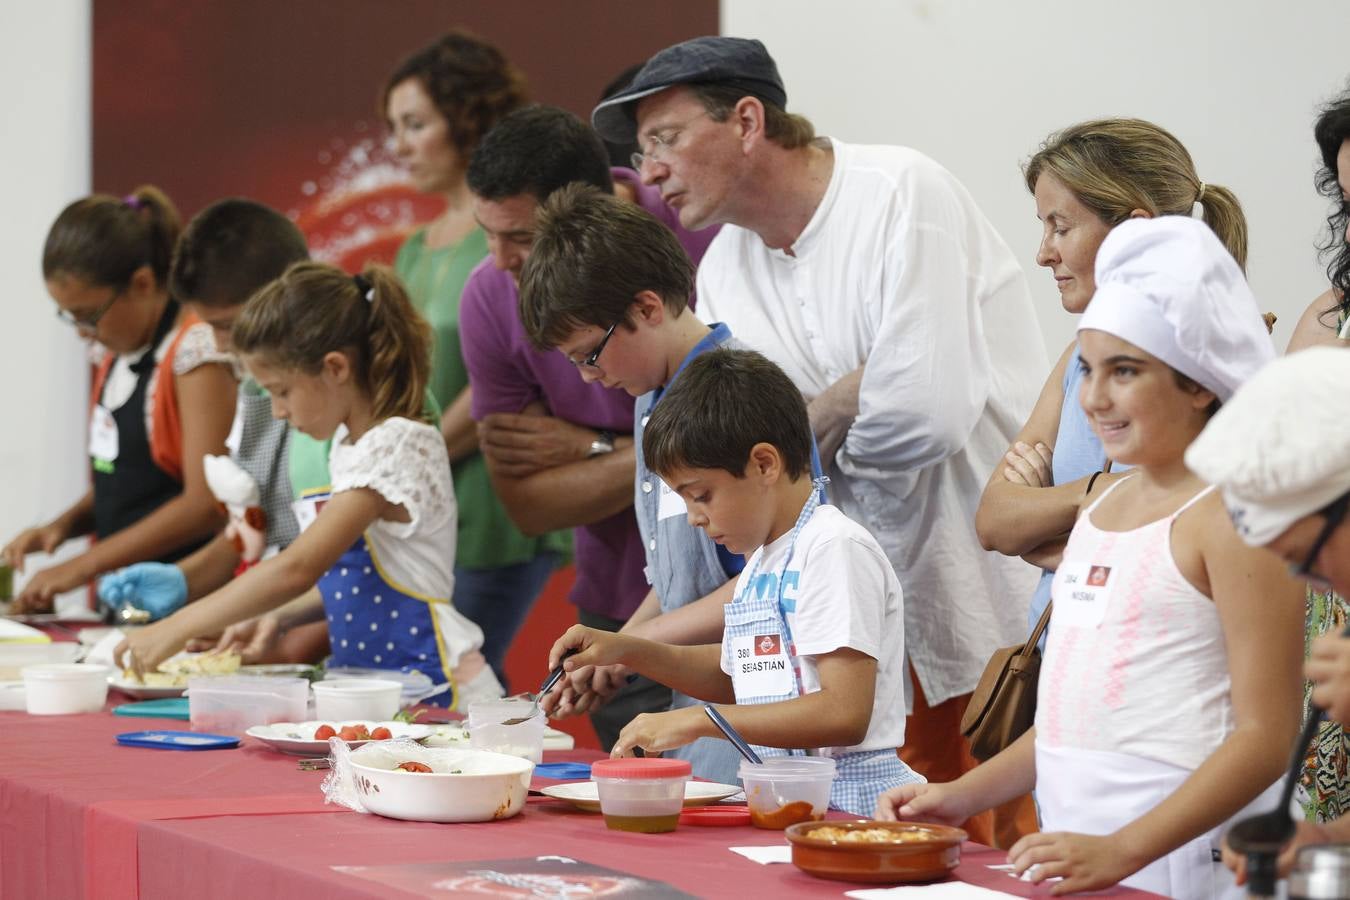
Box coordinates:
[593,36,1047,846]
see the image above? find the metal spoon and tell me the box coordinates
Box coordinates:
[1227,622,1350,896]
[501,649,577,726]
[704,704,763,764]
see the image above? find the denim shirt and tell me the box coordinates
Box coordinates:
[634,324,747,615]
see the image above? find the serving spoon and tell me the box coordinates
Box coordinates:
[501,649,577,726]
[1227,623,1350,896]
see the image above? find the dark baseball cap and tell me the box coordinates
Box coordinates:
[591,36,786,143]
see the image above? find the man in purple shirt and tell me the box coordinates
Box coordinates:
[460,105,718,747]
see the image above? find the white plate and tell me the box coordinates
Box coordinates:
[423,722,576,751]
[539,780,742,812]
[244,720,435,755]
[107,674,186,700]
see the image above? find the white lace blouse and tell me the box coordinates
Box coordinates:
[328,417,483,664]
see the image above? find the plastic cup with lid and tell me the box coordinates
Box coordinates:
[592,757,692,833]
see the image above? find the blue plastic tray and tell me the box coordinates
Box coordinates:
[115,730,240,750]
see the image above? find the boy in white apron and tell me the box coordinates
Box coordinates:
[544,347,922,815]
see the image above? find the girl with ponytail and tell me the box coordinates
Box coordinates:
[116,262,502,709]
[4,186,236,611]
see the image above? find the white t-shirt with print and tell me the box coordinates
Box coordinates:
[720,504,906,755]
[328,417,484,667]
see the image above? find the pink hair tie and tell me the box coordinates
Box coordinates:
[122,194,143,210]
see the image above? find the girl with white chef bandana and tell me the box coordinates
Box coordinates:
[116,262,500,709]
[877,217,1303,899]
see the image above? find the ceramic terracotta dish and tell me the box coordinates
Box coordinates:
[784,819,967,884]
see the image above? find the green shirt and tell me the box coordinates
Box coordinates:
[395,226,568,569]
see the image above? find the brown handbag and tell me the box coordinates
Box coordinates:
[959,601,1053,762]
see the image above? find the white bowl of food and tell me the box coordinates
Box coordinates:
[348,745,533,823]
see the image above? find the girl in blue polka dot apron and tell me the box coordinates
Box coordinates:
[115,265,488,705]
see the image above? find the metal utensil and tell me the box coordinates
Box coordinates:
[297,757,330,771]
[704,704,763,765]
[501,649,577,726]
[1228,622,1350,896]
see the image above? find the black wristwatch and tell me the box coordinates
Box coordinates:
[588,430,616,457]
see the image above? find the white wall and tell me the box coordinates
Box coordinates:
[0,0,92,600]
[723,0,1350,355]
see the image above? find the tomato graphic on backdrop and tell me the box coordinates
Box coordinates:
[288,134,446,272]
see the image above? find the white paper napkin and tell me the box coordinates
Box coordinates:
[729,845,791,865]
[846,882,1019,899]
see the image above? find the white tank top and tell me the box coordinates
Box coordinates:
[1036,477,1234,771]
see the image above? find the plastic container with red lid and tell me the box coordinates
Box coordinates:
[592,757,692,833]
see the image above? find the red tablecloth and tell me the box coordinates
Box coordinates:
[0,705,1157,899]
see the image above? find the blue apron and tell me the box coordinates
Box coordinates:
[723,481,922,815]
[306,499,456,708]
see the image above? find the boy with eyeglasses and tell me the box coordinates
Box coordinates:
[459,104,720,750]
[517,182,754,783]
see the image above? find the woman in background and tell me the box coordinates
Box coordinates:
[383,32,562,689]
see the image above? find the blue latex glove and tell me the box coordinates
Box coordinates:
[97,563,188,620]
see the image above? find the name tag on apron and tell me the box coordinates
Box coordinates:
[292,491,331,533]
[730,632,795,698]
[89,404,120,463]
[1054,561,1115,627]
[656,478,687,521]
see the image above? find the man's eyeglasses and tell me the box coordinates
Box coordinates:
[56,287,124,334]
[568,322,618,370]
[630,111,712,171]
[1292,493,1350,588]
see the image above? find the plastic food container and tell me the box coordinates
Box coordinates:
[188,674,307,734]
[348,746,533,823]
[592,757,692,833]
[0,642,82,680]
[739,756,836,829]
[311,678,402,721]
[467,698,546,764]
[22,663,110,715]
[785,820,967,883]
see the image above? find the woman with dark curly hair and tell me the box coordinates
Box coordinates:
[382,32,562,690]
[1288,94,1350,352]
[1282,91,1350,828]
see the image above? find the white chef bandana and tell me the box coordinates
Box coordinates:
[1185,346,1350,546]
[1078,216,1275,402]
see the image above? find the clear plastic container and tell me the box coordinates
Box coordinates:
[592,757,692,833]
[188,674,307,735]
[311,678,402,721]
[467,698,545,764]
[739,756,836,829]
[0,642,82,680]
[22,663,109,714]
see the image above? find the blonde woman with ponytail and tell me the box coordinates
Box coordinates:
[976,118,1252,639]
[116,262,502,710]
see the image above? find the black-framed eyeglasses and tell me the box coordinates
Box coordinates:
[568,323,618,370]
[1292,493,1350,587]
[56,287,124,334]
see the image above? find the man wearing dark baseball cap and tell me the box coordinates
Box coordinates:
[593,35,1047,847]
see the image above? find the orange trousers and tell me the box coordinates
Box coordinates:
[898,669,1039,849]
